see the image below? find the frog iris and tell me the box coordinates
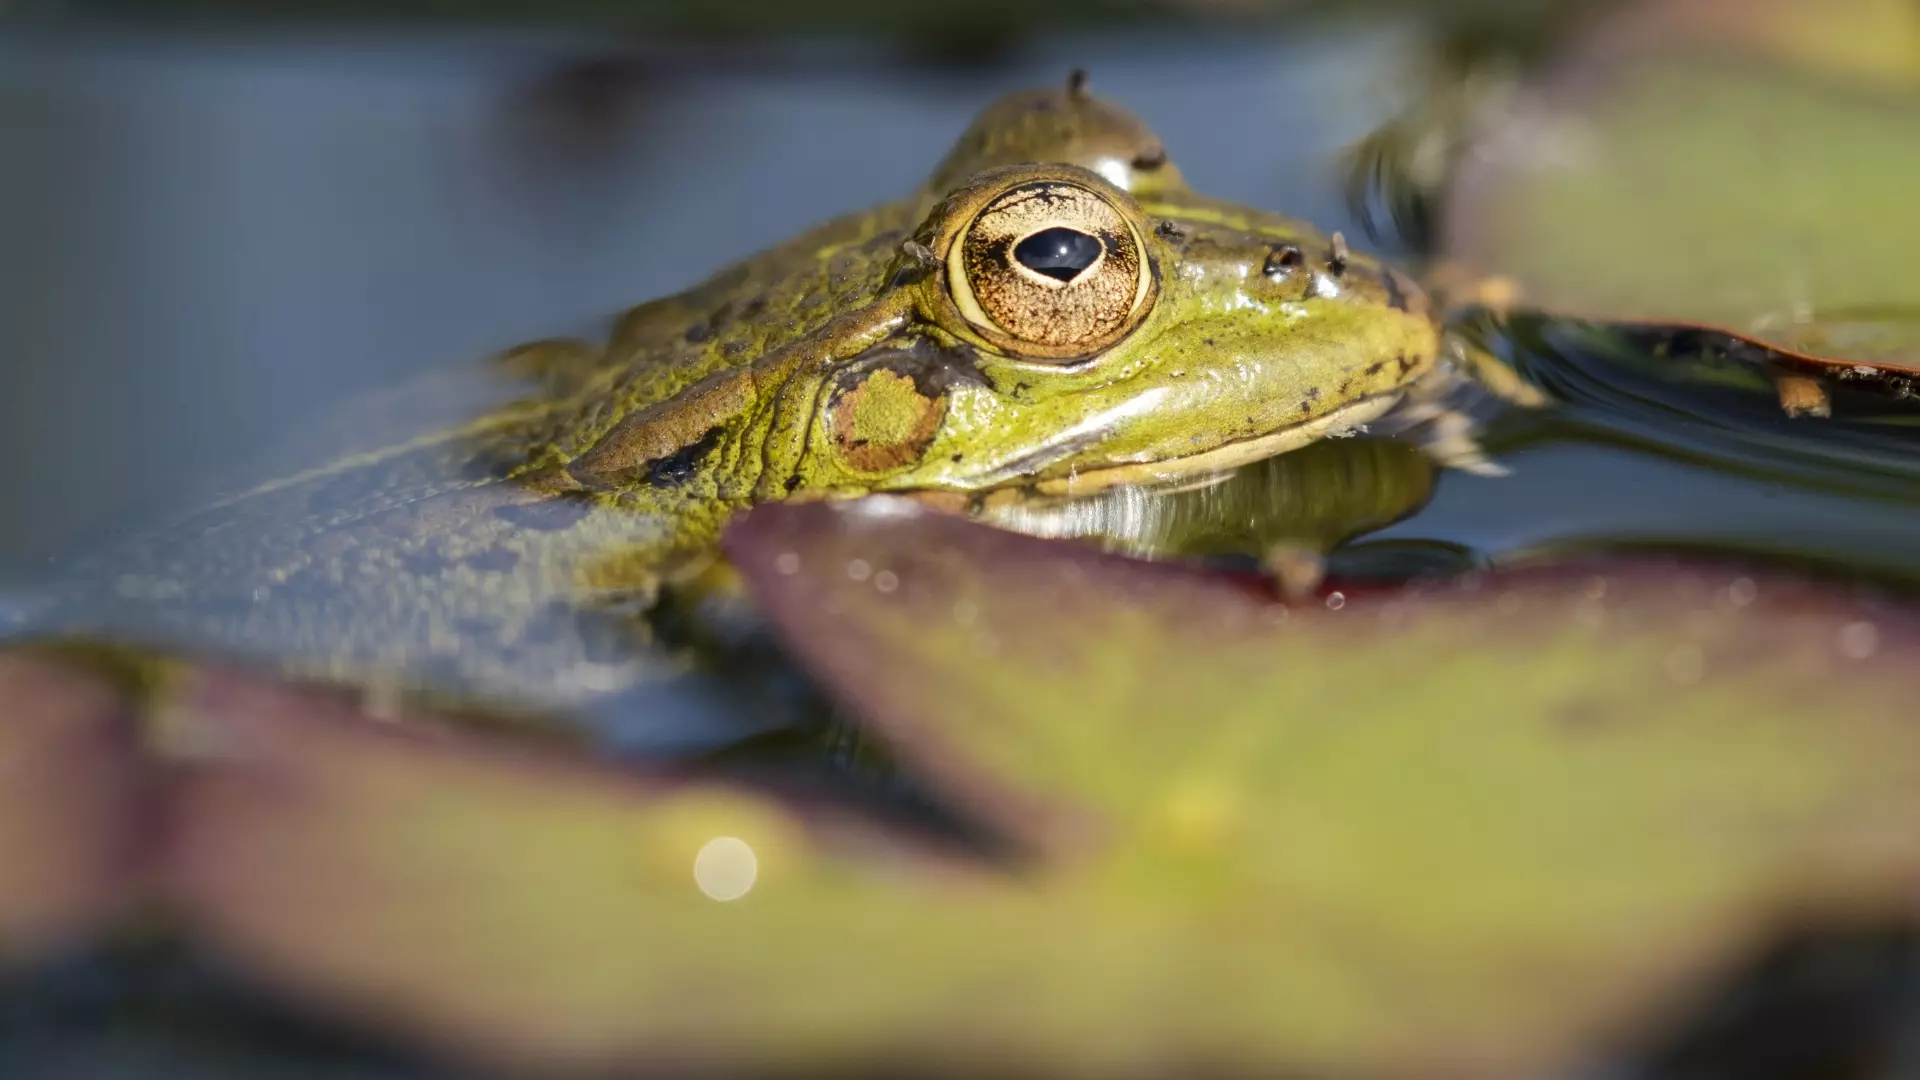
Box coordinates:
[945,177,1154,358]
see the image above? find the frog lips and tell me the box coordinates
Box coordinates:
[975,391,1400,497]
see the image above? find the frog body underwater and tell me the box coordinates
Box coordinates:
[28,75,1461,716]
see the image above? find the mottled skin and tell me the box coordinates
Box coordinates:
[32,80,1442,715]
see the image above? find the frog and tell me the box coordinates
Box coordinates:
[18,72,1506,729]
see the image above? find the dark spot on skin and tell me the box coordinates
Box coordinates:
[1366,360,1387,376]
[683,322,713,344]
[1263,244,1304,277]
[1397,353,1416,375]
[1306,386,1321,401]
[741,297,767,317]
[461,548,521,573]
[1154,220,1186,241]
[494,497,594,533]
[1204,338,1216,347]
[721,341,747,358]
[1066,69,1090,100]
[641,425,726,488]
[784,475,802,493]
[1380,267,1409,313]
[951,453,963,463]
[1133,145,1167,170]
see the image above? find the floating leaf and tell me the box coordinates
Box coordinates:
[1440,0,1920,382]
[0,654,147,958]
[156,666,1003,1076]
[726,498,1920,1076]
[13,497,1920,1077]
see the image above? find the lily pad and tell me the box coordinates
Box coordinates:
[14,499,1920,1076]
[0,653,147,959]
[1439,0,1920,381]
[728,499,1920,1075]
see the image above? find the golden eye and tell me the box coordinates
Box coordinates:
[947,181,1153,357]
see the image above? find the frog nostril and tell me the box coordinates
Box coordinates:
[1263,244,1305,277]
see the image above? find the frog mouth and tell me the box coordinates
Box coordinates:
[1007,392,1400,499]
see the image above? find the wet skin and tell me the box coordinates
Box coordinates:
[30,77,1446,714]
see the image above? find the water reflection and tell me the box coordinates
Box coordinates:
[1373,316,1920,585]
[982,435,1436,567]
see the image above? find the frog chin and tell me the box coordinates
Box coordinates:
[1018,391,1399,499]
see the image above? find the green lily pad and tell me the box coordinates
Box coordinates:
[97,497,1920,1079]
[1439,0,1920,380]
[0,653,146,958]
[728,499,1920,1074]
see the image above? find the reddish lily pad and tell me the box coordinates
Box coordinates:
[0,653,148,958]
[15,497,1920,1077]
[1440,0,1920,383]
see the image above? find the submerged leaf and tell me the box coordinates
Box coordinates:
[1440,0,1920,381]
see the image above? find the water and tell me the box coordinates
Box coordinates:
[1376,318,1920,586]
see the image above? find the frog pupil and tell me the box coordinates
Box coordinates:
[1013,227,1103,282]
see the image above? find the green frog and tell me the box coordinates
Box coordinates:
[24,74,1489,724]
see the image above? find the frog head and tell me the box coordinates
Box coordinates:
[562,78,1441,508]
[785,82,1438,500]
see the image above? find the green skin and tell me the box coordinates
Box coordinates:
[31,82,1442,715]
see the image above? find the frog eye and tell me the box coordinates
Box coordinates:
[947,180,1153,357]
